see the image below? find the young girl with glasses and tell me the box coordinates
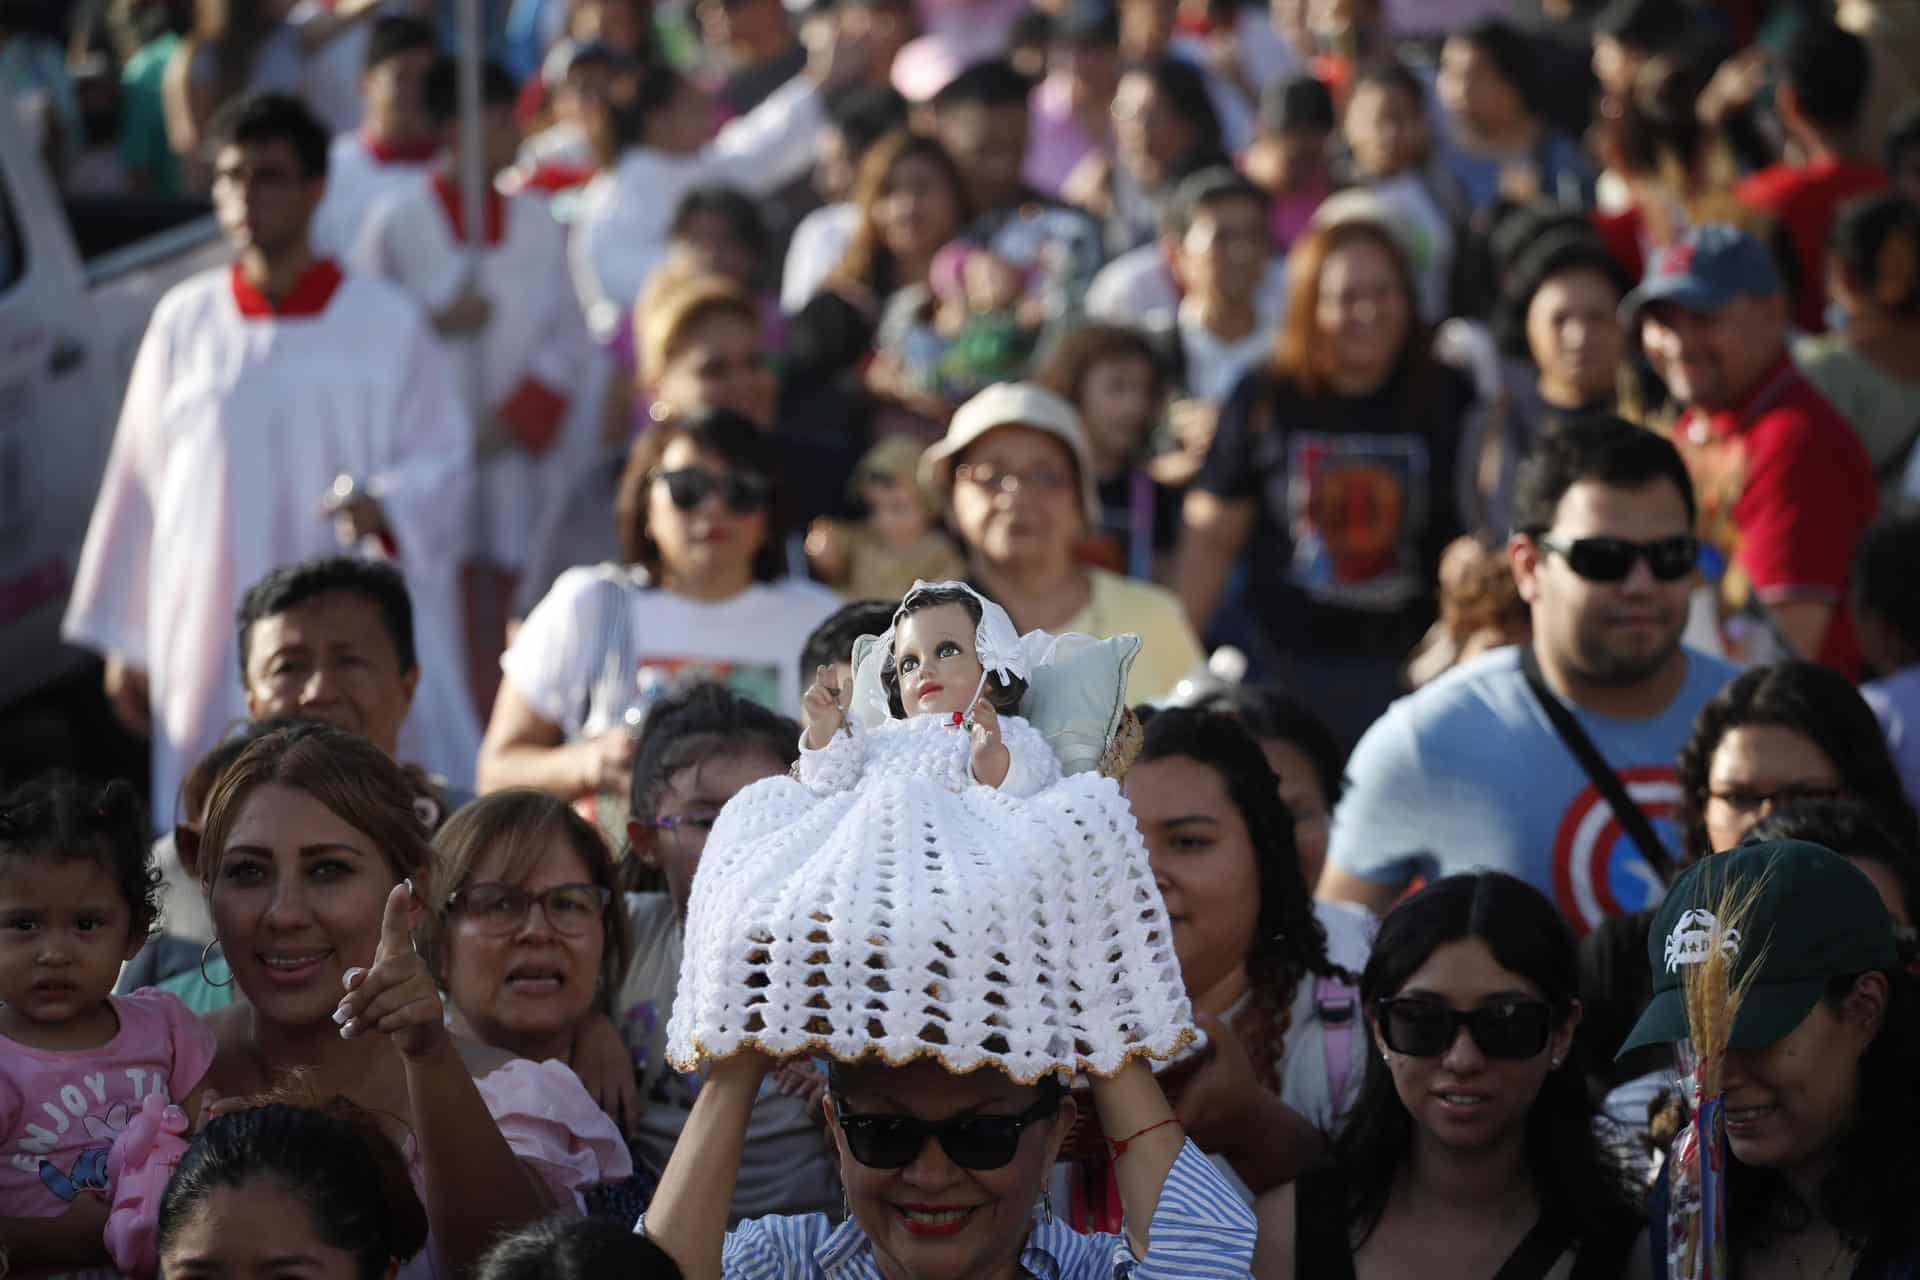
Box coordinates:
[1253,873,1645,1279]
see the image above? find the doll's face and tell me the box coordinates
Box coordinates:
[892,603,986,718]
[864,479,932,548]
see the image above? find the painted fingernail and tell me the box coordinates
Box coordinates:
[338,1021,356,1039]
[332,1004,351,1025]
[404,877,416,899]
[342,967,367,987]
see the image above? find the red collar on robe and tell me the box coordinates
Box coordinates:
[230,259,345,319]
[431,171,506,245]
[360,132,442,166]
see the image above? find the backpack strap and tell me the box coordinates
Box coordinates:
[1316,973,1359,1118]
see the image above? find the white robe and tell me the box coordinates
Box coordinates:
[351,175,607,568]
[568,74,823,337]
[309,133,438,260]
[62,263,481,822]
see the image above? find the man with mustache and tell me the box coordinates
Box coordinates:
[1317,417,1737,939]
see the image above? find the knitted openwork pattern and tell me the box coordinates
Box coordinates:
[667,716,1194,1083]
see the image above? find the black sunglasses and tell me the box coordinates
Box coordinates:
[1535,534,1699,582]
[832,1095,1059,1170]
[1374,996,1556,1060]
[656,466,771,513]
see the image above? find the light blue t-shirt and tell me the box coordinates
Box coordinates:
[1328,645,1738,934]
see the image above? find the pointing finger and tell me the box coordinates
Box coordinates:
[376,879,416,963]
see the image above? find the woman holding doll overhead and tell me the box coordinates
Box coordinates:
[640,577,1257,1277]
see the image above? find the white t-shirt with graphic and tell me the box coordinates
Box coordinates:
[1328,646,1739,936]
[501,564,842,737]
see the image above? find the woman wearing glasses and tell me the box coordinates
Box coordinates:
[923,381,1203,705]
[421,790,653,1214]
[1251,873,1646,1279]
[479,409,839,815]
[180,724,630,1278]
[1579,660,1920,1087]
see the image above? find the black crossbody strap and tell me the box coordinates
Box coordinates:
[1520,647,1677,886]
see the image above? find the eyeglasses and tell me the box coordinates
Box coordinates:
[953,463,1072,497]
[446,882,612,937]
[655,467,771,513]
[832,1095,1059,1169]
[650,813,719,838]
[1535,534,1699,582]
[1706,783,1842,815]
[1374,996,1556,1060]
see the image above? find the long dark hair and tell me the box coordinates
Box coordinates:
[1674,661,1920,863]
[1134,708,1342,1002]
[157,1101,429,1278]
[1336,874,1640,1250]
[1724,969,1920,1263]
[833,130,973,297]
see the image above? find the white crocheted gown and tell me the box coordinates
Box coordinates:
[667,714,1195,1083]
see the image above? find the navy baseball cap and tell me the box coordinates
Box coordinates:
[1619,223,1783,329]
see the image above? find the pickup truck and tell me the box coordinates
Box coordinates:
[0,108,228,784]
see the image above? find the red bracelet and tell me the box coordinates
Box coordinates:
[1108,1116,1182,1157]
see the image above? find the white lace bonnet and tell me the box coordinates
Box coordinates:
[848,580,1060,726]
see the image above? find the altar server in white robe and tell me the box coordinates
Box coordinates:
[567,28,872,338]
[308,14,441,258]
[63,92,480,824]
[351,57,605,580]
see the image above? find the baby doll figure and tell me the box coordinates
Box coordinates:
[930,241,1047,399]
[799,581,1060,796]
[803,438,965,601]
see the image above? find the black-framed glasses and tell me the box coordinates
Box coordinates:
[1535,534,1699,583]
[832,1095,1060,1170]
[655,467,771,513]
[1706,783,1842,815]
[1374,997,1556,1060]
[446,882,612,937]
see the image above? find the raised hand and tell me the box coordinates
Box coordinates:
[802,664,847,749]
[968,697,1010,787]
[334,880,445,1060]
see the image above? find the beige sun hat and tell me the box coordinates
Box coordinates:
[920,382,1103,526]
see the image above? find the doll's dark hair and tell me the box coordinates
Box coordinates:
[879,583,1028,719]
[0,775,159,940]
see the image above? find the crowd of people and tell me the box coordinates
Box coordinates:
[9,0,1920,1275]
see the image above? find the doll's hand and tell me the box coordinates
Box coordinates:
[802,665,847,750]
[968,698,1009,787]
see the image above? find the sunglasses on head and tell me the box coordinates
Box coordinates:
[656,466,771,513]
[1535,534,1699,582]
[832,1095,1059,1170]
[1374,996,1557,1060]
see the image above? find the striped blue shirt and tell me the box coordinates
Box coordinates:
[639,1140,1255,1278]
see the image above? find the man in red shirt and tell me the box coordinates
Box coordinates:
[1626,223,1878,676]
[1733,20,1886,333]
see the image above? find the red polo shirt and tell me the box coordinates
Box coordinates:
[1734,157,1887,333]
[1678,354,1877,676]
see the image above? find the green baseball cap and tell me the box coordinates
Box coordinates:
[1617,839,1899,1058]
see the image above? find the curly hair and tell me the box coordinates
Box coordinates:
[1674,661,1920,863]
[0,775,160,941]
[1336,873,1641,1254]
[1134,708,1342,1001]
[878,583,1028,720]
[1724,969,1920,1264]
